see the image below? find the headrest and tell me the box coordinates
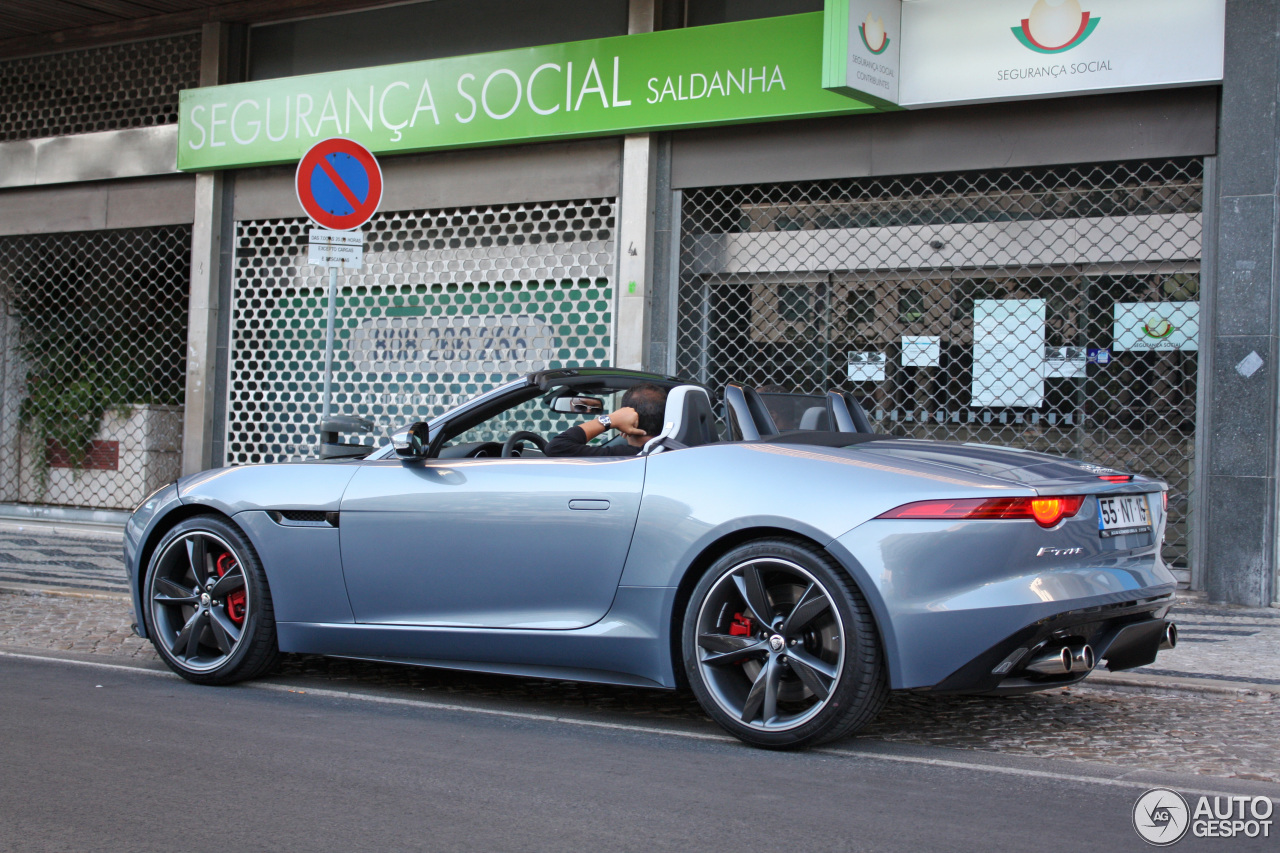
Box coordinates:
[643,385,717,455]
[799,406,828,430]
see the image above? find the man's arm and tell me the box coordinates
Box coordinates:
[544,406,647,457]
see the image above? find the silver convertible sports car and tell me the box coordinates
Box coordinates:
[125,367,1178,748]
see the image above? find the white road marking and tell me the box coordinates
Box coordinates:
[815,746,1278,800]
[3,649,1275,801]
[0,651,173,676]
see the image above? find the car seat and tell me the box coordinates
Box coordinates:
[721,384,780,441]
[643,385,718,455]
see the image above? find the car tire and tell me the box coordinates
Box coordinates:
[682,537,887,749]
[143,514,280,685]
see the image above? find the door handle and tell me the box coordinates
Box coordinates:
[568,499,610,511]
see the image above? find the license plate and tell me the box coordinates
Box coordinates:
[1097,494,1152,538]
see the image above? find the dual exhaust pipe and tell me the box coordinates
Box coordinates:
[1024,642,1095,676]
[1023,622,1177,676]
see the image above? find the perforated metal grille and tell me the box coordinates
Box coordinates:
[677,160,1202,568]
[0,226,190,509]
[0,35,200,142]
[227,198,616,464]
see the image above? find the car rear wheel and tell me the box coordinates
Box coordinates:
[682,538,887,749]
[144,515,280,685]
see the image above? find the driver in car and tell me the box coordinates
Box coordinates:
[545,384,667,457]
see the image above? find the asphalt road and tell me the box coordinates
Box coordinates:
[0,655,1273,853]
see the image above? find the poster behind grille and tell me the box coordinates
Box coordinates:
[971,299,1045,407]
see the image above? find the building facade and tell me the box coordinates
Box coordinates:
[0,0,1275,607]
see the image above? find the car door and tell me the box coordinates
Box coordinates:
[337,454,645,628]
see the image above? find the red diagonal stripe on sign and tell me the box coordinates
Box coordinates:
[316,155,363,211]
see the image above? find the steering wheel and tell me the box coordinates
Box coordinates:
[501,431,549,458]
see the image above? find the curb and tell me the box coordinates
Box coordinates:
[0,519,124,541]
[1084,671,1279,701]
[0,582,130,601]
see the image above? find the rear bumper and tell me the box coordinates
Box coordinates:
[924,594,1176,694]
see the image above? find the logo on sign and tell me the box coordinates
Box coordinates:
[859,14,890,55]
[1142,315,1177,340]
[1012,0,1100,54]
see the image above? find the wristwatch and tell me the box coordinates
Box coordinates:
[596,414,612,429]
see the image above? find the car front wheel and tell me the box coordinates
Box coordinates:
[144,515,280,685]
[682,538,887,749]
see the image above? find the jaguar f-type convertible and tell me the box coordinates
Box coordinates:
[125,367,1178,748]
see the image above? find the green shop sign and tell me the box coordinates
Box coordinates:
[178,13,885,171]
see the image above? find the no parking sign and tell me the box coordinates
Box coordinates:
[296,137,383,231]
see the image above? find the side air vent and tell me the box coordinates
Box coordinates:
[268,510,339,528]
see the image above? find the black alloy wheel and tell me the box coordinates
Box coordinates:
[144,515,279,685]
[683,538,887,749]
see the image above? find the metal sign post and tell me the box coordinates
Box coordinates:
[307,229,365,422]
[294,138,383,451]
[321,264,340,423]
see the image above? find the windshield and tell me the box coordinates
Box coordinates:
[445,388,631,448]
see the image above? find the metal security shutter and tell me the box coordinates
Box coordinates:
[0,35,200,142]
[677,160,1202,574]
[0,226,190,509]
[226,198,616,464]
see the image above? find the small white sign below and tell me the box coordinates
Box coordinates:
[1236,351,1264,379]
[847,351,887,382]
[901,335,940,367]
[309,229,364,269]
[1043,345,1086,379]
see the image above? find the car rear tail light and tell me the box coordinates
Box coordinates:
[877,496,1086,528]
[1097,474,1133,483]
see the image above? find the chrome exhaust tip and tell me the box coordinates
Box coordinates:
[1025,646,1072,675]
[1160,622,1177,651]
[1068,644,1095,673]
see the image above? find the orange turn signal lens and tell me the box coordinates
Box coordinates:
[878,496,1085,528]
[1031,498,1069,527]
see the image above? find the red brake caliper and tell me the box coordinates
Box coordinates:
[215,552,246,626]
[728,612,753,637]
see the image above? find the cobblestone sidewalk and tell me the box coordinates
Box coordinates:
[2,589,1277,784]
[1122,600,1280,686]
[0,526,125,594]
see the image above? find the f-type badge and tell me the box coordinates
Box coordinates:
[1036,546,1083,557]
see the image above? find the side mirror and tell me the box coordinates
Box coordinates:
[391,422,431,458]
[550,395,605,415]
